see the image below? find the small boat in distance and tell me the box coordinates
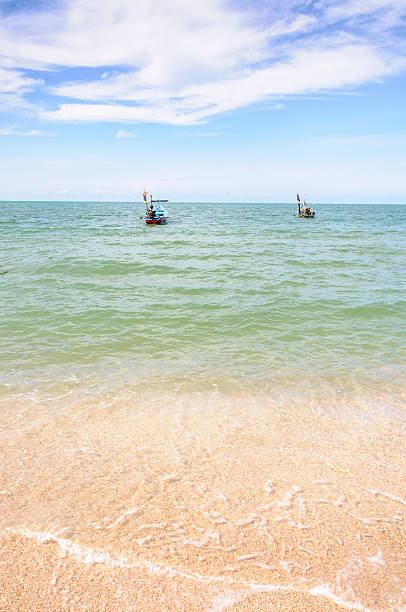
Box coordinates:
[142,191,169,225]
[295,194,315,218]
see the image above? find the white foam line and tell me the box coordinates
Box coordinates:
[310,584,373,611]
[342,510,373,525]
[162,473,181,482]
[367,488,406,507]
[5,528,371,611]
[7,528,231,585]
[109,507,141,528]
[278,485,302,509]
[367,552,386,567]
[18,391,74,411]
[299,546,320,559]
[20,529,133,569]
[241,583,292,593]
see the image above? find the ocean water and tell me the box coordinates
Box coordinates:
[1,201,406,611]
[1,201,405,395]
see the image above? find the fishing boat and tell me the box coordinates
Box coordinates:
[295,194,315,218]
[142,191,169,225]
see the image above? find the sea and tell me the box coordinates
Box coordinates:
[1,201,405,611]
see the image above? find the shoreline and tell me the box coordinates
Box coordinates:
[1,389,405,610]
[0,529,359,611]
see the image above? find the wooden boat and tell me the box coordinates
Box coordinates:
[298,208,315,218]
[295,194,315,218]
[144,203,168,224]
[142,191,169,224]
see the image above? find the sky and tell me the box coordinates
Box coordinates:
[0,0,405,203]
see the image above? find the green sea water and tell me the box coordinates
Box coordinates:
[1,201,405,402]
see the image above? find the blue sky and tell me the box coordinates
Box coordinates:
[0,0,405,202]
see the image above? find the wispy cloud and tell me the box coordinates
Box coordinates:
[0,126,44,136]
[0,66,42,109]
[197,130,225,137]
[41,44,401,125]
[0,0,406,125]
[313,133,406,147]
[116,129,137,138]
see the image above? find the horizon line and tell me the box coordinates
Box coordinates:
[1,200,405,206]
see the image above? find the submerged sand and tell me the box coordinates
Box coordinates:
[0,388,405,610]
[0,530,351,611]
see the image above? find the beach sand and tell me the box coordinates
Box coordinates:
[1,389,405,610]
[0,530,351,611]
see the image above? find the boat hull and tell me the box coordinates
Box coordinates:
[144,217,168,225]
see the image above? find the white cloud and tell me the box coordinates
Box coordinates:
[0,126,43,136]
[0,0,406,124]
[0,0,267,74]
[0,66,42,108]
[42,44,402,125]
[197,130,225,137]
[325,0,406,20]
[0,67,38,93]
[116,129,137,138]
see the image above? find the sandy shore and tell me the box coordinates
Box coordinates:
[1,531,353,611]
[1,389,405,610]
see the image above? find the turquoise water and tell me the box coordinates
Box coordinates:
[1,201,405,397]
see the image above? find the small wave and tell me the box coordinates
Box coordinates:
[4,528,378,611]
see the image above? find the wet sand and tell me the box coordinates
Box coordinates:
[0,530,353,611]
[1,389,405,610]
